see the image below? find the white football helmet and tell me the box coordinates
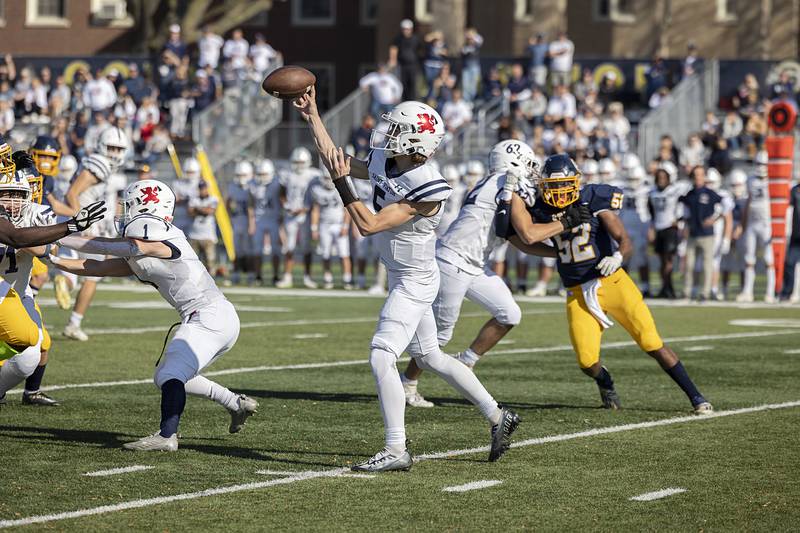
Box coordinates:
[621,153,641,174]
[182,157,201,181]
[442,164,460,186]
[290,147,312,173]
[235,160,254,185]
[116,179,176,234]
[59,154,78,181]
[98,126,129,170]
[488,140,538,178]
[706,167,722,190]
[755,150,768,178]
[0,170,32,224]
[626,166,646,188]
[465,160,485,188]
[255,159,276,184]
[598,158,616,183]
[370,101,445,158]
[658,160,678,183]
[729,168,748,198]
[582,159,599,184]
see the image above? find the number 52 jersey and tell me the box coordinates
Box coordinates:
[529,183,623,287]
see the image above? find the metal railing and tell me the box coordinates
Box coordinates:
[192,63,284,172]
[637,60,719,163]
[437,95,504,165]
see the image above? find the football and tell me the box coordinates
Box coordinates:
[261,66,316,99]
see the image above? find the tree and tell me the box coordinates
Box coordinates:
[127,0,274,53]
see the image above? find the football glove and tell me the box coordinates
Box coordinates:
[561,202,592,230]
[12,150,36,171]
[596,251,623,277]
[67,201,107,233]
[498,172,519,203]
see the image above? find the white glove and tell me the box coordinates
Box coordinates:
[596,251,623,277]
[720,238,731,255]
[498,171,519,203]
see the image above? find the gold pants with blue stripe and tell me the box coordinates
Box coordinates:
[566,269,664,369]
[0,279,40,350]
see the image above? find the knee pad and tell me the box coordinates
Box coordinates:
[414,350,447,373]
[369,348,397,383]
[495,302,522,327]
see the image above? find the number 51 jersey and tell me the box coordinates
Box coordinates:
[529,183,623,287]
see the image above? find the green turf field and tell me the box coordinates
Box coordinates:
[1,284,798,531]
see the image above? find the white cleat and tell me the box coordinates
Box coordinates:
[736,292,754,303]
[351,448,412,472]
[275,275,293,289]
[303,275,318,289]
[401,376,434,408]
[123,431,178,451]
[525,283,548,297]
[367,284,386,296]
[693,402,714,416]
[764,294,777,304]
[228,395,258,433]
[323,281,334,290]
[63,323,88,341]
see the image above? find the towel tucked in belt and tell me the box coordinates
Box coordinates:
[580,278,614,329]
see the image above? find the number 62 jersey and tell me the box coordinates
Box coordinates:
[528,183,623,287]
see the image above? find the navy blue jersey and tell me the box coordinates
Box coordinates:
[529,184,623,287]
[41,175,55,207]
[679,186,722,237]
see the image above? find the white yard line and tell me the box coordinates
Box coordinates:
[629,488,687,501]
[292,333,329,340]
[681,346,714,352]
[83,465,154,477]
[2,400,797,529]
[442,480,503,492]
[256,469,373,479]
[6,329,798,396]
[784,349,800,354]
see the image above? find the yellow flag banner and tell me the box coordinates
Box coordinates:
[196,146,236,262]
[166,143,183,180]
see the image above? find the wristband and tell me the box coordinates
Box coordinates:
[334,178,359,206]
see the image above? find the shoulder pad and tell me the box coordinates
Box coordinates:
[585,183,623,213]
[81,154,111,182]
[123,214,181,241]
[401,165,452,203]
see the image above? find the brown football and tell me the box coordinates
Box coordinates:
[261,66,316,99]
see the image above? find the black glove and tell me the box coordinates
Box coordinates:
[12,150,36,171]
[561,202,591,230]
[67,201,107,233]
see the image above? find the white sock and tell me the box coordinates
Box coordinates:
[416,349,501,425]
[743,266,755,295]
[343,272,352,283]
[766,266,776,298]
[399,373,417,394]
[184,375,240,411]
[370,348,406,454]
[69,311,83,328]
[323,272,333,283]
[458,348,480,366]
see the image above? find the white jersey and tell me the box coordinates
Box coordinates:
[122,215,225,319]
[304,178,345,225]
[249,179,282,222]
[746,176,770,224]
[352,177,374,207]
[437,171,532,275]
[367,150,451,275]
[649,183,683,231]
[437,182,467,237]
[280,168,321,213]
[0,204,57,296]
[172,177,199,230]
[188,195,219,242]
[620,184,651,227]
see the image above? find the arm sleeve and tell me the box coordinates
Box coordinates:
[59,235,141,257]
[495,200,514,238]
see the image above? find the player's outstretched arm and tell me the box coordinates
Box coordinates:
[49,255,133,277]
[294,87,368,179]
[508,235,558,257]
[0,200,107,248]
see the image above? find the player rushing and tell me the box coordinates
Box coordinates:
[295,86,520,471]
[495,154,713,414]
[50,180,258,451]
[400,140,590,408]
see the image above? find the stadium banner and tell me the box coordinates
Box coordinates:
[196,146,236,262]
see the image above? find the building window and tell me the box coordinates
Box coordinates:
[594,0,635,23]
[715,0,737,22]
[514,0,535,21]
[26,0,70,27]
[361,0,378,26]
[0,0,6,27]
[414,0,433,23]
[90,0,133,27]
[292,0,336,26]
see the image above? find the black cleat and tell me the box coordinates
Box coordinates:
[489,408,520,462]
[598,386,621,410]
[22,391,60,406]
